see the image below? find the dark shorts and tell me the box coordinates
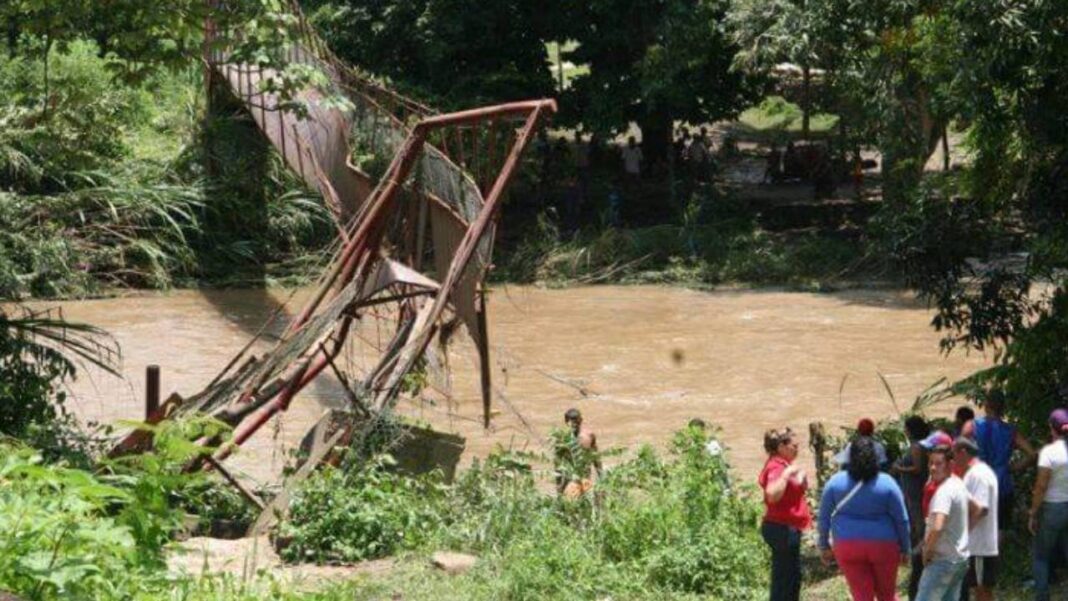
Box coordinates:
[998,490,1014,528]
[965,555,999,589]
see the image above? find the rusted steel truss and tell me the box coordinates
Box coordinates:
[111,4,556,509]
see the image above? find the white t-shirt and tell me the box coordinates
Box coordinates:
[622,146,643,174]
[1038,440,1068,503]
[927,475,970,562]
[962,461,998,556]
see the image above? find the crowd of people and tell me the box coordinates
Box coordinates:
[759,395,1068,601]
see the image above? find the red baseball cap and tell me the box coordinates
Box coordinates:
[857,418,875,437]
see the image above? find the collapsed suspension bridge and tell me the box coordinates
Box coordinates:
[112,0,556,529]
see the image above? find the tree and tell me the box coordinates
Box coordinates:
[304,0,557,109]
[1,1,334,113]
[565,0,752,164]
[877,0,1068,435]
[731,0,963,203]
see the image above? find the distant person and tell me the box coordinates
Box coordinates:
[621,136,643,180]
[764,144,783,183]
[687,131,709,169]
[574,131,591,173]
[573,133,591,211]
[556,408,601,498]
[674,128,691,168]
[759,426,811,601]
[971,391,1036,529]
[836,418,889,470]
[605,189,622,227]
[952,437,998,601]
[891,416,931,600]
[916,445,970,601]
[952,406,975,438]
[818,437,911,601]
[1029,408,1068,601]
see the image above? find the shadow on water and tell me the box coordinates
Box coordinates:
[192,82,348,415]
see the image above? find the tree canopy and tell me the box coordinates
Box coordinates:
[304,0,557,109]
[564,0,752,162]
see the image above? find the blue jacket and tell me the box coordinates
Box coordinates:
[818,471,910,553]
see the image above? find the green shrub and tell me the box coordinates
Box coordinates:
[277,456,446,563]
[0,444,156,600]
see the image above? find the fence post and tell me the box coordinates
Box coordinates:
[146,365,161,420]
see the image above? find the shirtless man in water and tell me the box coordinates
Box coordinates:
[557,408,602,497]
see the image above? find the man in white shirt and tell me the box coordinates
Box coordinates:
[952,436,998,601]
[917,446,970,601]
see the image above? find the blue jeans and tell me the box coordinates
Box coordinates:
[1033,501,1068,601]
[761,522,801,601]
[916,558,967,601]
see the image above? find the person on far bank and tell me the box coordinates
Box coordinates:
[1029,408,1068,601]
[621,136,643,180]
[819,437,911,601]
[759,427,812,601]
[970,391,1036,529]
[951,437,999,601]
[916,446,971,601]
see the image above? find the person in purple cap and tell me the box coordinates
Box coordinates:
[1029,408,1068,601]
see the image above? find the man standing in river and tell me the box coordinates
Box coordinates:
[556,408,601,498]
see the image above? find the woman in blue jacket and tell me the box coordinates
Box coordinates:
[819,436,911,600]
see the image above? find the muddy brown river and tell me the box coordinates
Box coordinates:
[55,285,989,484]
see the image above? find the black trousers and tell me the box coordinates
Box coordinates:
[761,521,802,601]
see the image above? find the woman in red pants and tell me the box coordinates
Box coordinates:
[819,436,911,600]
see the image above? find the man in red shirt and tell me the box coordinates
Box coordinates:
[759,427,812,601]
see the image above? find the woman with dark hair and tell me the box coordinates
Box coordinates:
[758,427,811,601]
[819,437,911,600]
[1029,408,1068,601]
[891,415,930,600]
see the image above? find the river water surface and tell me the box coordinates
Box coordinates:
[56,285,989,484]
